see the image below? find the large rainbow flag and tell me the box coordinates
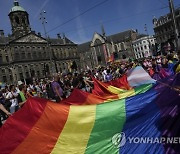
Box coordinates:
[0,71,180,154]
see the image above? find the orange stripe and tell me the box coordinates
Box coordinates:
[12,101,70,154]
[85,93,105,105]
[84,93,119,105]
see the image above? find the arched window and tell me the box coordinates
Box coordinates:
[94,39,102,46]
[22,17,26,24]
[15,52,19,60]
[15,16,20,24]
[44,51,46,58]
[0,54,2,63]
[121,43,125,51]
[114,45,118,52]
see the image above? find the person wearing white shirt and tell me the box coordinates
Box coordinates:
[6,85,18,114]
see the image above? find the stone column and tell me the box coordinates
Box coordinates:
[38,64,42,78]
[21,65,26,80]
[2,50,6,63]
[5,68,10,83]
[0,69,2,82]
[33,65,37,77]
[93,47,98,67]
[14,66,20,81]
[11,66,16,84]
[27,65,31,78]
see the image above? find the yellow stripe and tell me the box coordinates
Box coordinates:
[107,85,126,94]
[118,88,135,99]
[105,89,135,102]
[51,105,96,154]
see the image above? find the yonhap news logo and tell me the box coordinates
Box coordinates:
[112,132,126,148]
[112,132,180,148]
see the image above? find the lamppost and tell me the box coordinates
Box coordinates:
[39,11,48,38]
[39,11,54,74]
[169,0,180,51]
[144,24,152,57]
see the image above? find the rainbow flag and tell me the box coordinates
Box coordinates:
[92,66,155,96]
[0,74,179,153]
[61,82,152,105]
[92,75,131,96]
[92,74,152,100]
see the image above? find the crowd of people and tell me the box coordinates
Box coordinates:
[0,51,180,126]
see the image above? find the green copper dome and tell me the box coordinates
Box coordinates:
[9,1,26,13]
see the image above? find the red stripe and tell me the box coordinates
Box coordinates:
[12,101,70,154]
[92,77,113,96]
[108,75,131,90]
[0,97,47,154]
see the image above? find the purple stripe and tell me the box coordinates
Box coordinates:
[154,74,180,153]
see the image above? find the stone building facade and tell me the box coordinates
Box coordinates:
[0,1,79,83]
[133,35,156,59]
[78,29,137,70]
[153,7,180,50]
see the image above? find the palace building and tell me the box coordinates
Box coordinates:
[0,1,79,83]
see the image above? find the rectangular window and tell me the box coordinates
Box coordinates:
[15,53,19,60]
[26,72,29,78]
[2,69,5,73]
[33,52,36,59]
[3,76,7,82]
[28,53,31,59]
[44,51,46,58]
[42,70,45,76]
[22,52,25,59]
[0,55,2,63]
[37,71,40,77]
[39,52,41,58]
[6,56,9,62]
[10,75,13,81]
[19,73,23,79]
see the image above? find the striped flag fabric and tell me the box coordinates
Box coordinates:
[127,66,156,87]
[0,73,179,154]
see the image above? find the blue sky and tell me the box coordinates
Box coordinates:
[0,0,179,44]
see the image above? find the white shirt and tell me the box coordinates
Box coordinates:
[6,91,18,107]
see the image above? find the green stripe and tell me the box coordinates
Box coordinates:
[85,99,126,154]
[134,84,153,95]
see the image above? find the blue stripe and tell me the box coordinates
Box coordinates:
[120,89,164,154]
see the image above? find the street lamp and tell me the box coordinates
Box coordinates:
[144,24,152,57]
[40,11,48,37]
[39,11,54,74]
[169,0,180,51]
